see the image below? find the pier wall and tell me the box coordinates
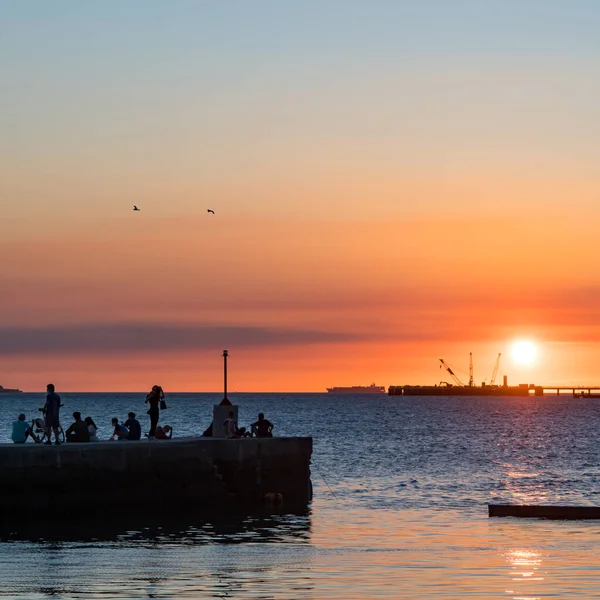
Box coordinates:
[0,437,312,521]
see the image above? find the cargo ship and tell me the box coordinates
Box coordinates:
[0,385,22,393]
[327,383,386,394]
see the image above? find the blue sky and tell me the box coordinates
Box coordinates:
[3,1,600,223]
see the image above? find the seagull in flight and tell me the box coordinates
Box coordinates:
[133,205,140,211]
[207,209,215,214]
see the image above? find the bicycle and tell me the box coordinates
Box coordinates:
[35,407,66,444]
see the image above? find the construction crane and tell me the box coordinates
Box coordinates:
[490,353,501,385]
[469,352,474,387]
[439,359,465,386]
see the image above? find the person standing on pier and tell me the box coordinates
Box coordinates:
[145,385,162,438]
[43,383,62,446]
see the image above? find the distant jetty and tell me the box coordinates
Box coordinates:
[389,382,543,396]
[390,353,600,396]
[0,385,22,394]
[390,382,600,397]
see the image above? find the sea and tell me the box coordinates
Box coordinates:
[0,391,599,599]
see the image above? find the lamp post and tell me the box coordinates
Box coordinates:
[221,349,231,406]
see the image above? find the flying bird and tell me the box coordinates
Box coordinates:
[133,205,140,211]
[207,209,215,214]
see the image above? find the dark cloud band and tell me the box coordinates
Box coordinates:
[0,323,363,355]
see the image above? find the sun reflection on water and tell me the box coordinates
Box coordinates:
[503,548,543,600]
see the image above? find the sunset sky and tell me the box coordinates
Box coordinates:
[2,1,600,391]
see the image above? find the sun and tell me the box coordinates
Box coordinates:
[512,341,537,365]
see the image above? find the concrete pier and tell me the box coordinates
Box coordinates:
[0,437,312,522]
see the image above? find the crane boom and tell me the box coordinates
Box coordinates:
[490,353,501,385]
[469,352,474,387]
[439,359,464,386]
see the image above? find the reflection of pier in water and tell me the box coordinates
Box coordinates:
[0,509,312,544]
[0,511,313,600]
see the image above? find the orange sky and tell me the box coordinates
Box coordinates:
[3,3,600,390]
[2,209,600,391]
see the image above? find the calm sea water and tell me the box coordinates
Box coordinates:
[1,392,600,599]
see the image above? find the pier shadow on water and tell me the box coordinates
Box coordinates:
[0,508,312,545]
[0,509,314,599]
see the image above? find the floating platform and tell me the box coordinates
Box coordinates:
[489,504,600,519]
[0,437,313,523]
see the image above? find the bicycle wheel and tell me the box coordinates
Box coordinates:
[40,428,65,444]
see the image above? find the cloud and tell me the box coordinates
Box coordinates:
[0,322,366,356]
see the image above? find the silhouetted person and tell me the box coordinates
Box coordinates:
[65,412,90,443]
[223,410,237,438]
[110,417,129,440]
[251,413,274,438]
[11,414,40,443]
[155,425,173,439]
[85,416,99,442]
[43,383,61,445]
[145,385,162,438]
[124,412,141,440]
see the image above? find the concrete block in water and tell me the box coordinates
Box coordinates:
[489,504,600,519]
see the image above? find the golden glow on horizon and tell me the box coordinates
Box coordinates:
[512,341,537,366]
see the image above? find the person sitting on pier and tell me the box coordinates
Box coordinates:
[11,414,40,443]
[155,425,173,439]
[251,413,274,438]
[223,411,238,438]
[110,417,129,441]
[31,416,45,438]
[124,412,141,441]
[85,416,99,442]
[65,412,90,443]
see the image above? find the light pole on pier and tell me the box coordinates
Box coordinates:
[220,349,232,406]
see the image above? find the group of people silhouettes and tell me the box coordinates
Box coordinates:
[11,383,275,444]
[222,411,274,438]
[11,384,173,444]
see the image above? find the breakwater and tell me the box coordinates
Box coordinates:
[0,437,312,521]
[389,384,544,396]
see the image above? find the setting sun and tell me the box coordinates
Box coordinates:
[512,341,537,365]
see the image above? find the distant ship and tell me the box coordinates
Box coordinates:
[326,383,386,394]
[0,385,22,393]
